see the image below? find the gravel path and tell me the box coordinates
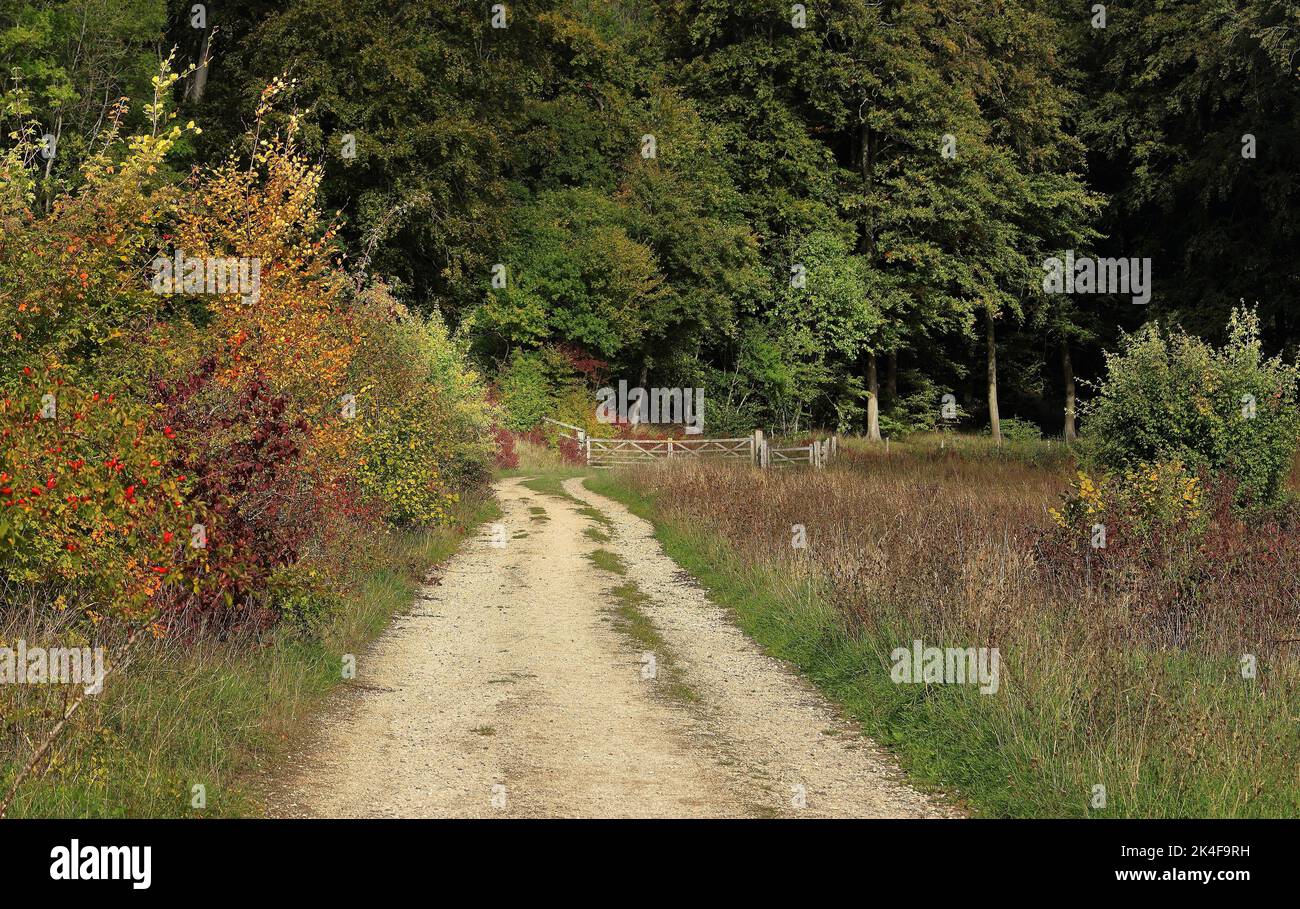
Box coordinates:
[269,475,955,818]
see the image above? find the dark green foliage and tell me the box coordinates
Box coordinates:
[1068,0,1300,348]
[1086,308,1300,506]
[4,0,1294,441]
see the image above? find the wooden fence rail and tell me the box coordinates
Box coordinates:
[554,423,837,470]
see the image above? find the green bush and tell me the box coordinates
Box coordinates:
[1084,307,1300,507]
[267,561,348,637]
[995,418,1043,443]
[350,291,494,525]
[495,347,582,432]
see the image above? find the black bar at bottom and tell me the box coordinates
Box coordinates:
[0,818,1284,894]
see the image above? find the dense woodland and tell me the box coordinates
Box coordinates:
[3,0,1297,439]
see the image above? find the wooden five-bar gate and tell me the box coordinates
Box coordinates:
[542,419,837,469]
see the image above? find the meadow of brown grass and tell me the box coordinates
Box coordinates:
[599,435,1300,817]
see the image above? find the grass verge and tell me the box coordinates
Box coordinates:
[0,495,498,818]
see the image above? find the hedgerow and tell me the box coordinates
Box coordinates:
[0,65,494,640]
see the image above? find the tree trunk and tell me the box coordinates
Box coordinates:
[866,352,881,441]
[188,30,211,103]
[859,122,872,244]
[884,350,898,410]
[635,362,649,424]
[43,113,62,182]
[986,309,1001,444]
[859,119,886,442]
[1061,341,1077,442]
[859,120,884,443]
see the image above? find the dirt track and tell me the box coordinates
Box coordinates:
[269,475,954,818]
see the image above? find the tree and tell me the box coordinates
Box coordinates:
[473,187,666,366]
[1071,0,1300,348]
[1,0,169,203]
[182,0,566,317]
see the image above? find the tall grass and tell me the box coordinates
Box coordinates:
[590,441,1300,817]
[0,496,497,818]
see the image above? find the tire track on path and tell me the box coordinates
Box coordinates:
[268,474,953,818]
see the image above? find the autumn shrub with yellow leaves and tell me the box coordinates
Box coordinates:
[1084,308,1300,509]
[164,85,354,416]
[347,287,493,527]
[1050,459,1208,548]
[0,64,496,638]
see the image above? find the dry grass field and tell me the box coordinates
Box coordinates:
[589,436,1300,817]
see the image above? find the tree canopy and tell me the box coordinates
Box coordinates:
[5,0,1295,436]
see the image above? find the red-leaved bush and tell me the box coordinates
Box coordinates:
[155,358,314,635]
[493,425,519,470]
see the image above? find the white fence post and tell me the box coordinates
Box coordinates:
[753,429,763,467]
